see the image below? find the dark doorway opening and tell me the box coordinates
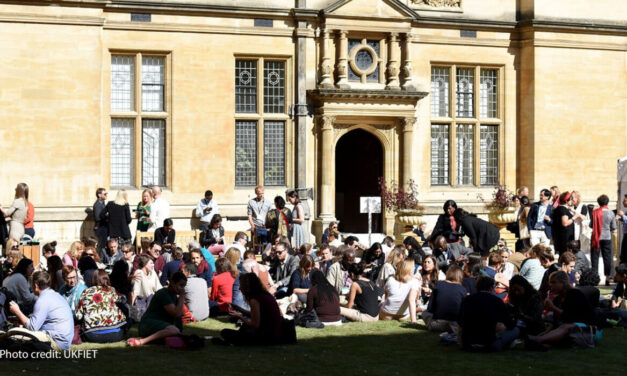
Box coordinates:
[335,129,383,233]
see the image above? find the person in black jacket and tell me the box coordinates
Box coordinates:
[93,188,108,254]
[154,218,176,251]
[453,208,500,257]
[106,190,132,243]
[429,200,462,244]
[201,214,225,253]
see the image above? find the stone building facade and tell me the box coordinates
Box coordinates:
[1,0,627,248]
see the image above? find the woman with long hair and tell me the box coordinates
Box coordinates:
[379,259,419,323]
[210,257,236,316]
[287,191,306,248]
[421,255,445,298]
[131,254,161,305]
[110,259,133,303]
[340,262,380,322]
[225,247,247,310]
[430,200,461,243]
[1,257,35,313]
[76,270,127,343]
[307,270,341,325]
[62,241,84,269]
[214,273,286,346]
[362,242,386,281]
[507,275,544,336]
[1,183,29,242]
[47,255,64,291]
[288,254,314,303]
[203,214,226,256]
[550,186,561,209]
[107,190,132,243]
[377,246,406,289]
[136,188,152,232]
[519,244,547,290]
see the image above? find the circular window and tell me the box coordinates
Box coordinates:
[239,70,252,85]
[349,44,378,77]
[355,50,374,70]
[267,71,280,86]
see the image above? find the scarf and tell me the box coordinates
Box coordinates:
[591,206,607,251]
[197,259,211,275]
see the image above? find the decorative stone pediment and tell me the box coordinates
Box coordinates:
[324,0,418,20]
[410,0,462,9]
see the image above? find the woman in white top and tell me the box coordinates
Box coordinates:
[131,254,162,305]
[376,246,406,290]
[1,183,29,242]
[287,191,306,249]
[379,259,419,323]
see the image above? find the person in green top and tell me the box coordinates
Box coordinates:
[126,271,187,347]
[136,189,152,232]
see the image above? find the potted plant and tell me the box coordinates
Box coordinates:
[478,185,517,230]
[379,178,425,242]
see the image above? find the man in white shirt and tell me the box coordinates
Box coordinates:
[196,190,219,232]
[228,231,248,259]
[247,185,273,249]
[149,185,170,231]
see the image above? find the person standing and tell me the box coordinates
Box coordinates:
[616,194,627,265]
[148,186,170,232]
[591,194,617,285]
[23,197,35,240]
[1,183,29,243]
[453,208,500,257]
[551,192,583,256]
[247,185,273,250]
[107,190,132,243]
[196,190,219,232]
[136,188,152,233]
[92,187,108,255]
[527,189,553,247]
[287,190,307,249]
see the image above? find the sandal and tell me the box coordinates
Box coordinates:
[127,337,143,347]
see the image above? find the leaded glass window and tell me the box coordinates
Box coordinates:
[480,125,499,185]
[431,67,450,117]
[235,121,258,186]
[348,39,380,83]
[111,119,134,187]
[142,57,165,112]
[263,121,285,186]
[235,60,257,113]
[263,61,285,113]
[142,119,166,186]
[456,68,474,118]
[431,124,449,185]
[111,56,134,112]
[480,69,498,118]
[456,124,474,185]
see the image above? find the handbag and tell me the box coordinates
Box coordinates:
[294,309,324,329]
[568,324,596,349]
[130,294,153,322]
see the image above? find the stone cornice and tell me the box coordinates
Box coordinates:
[518,19,627,35]
[309,88,428,102]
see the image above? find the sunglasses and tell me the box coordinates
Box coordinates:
[123,250,133,254]
[85,253,95,257]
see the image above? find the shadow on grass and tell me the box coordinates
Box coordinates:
[2,321,626,376]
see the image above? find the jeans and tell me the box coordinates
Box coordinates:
[490,327,520,351]
[592,239,613,276]
[24,228,35,239]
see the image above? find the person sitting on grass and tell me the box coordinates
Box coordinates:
[420,255,445,307]
[242,250,274,290]
[315,243,334,276]
[8,270,74,351]
[307,270,341,326]
[422,265,466,333]
[58,265,87,316]
[131,254,162,306]
[288,254,314,303]
[76,270,127,343]
[2,257,36,314]
[160,247,184,286]
[127,271,187,347]
[340,262,380,322]
[213,273,285,346]
[181,262,209,322]
[518,244,547,290]
[225,248,247,310]
[379,259,419,324]
[376,246,406,290]
[458,276,519,352]
[210,257,235,316]
[507,275,545,336]
[361,242,386,281]
[190,248,214,288]
[326,248,356,296]
[527,271,595,350]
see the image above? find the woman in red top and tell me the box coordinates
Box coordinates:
[24,200,35,239]
[210,258,236,316]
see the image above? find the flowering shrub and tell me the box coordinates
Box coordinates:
[379,178,425,212]
[478,185,516,210]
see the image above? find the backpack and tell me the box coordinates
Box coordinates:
[0,328,54,355]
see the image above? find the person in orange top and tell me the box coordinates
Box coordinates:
[24,200,35,239]
[210,258,235,316]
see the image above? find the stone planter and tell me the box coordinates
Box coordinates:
[487,206,518,246]
[394,208,424,244]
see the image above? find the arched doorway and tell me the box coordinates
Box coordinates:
[335,129,383,233]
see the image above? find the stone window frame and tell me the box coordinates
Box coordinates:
[109,51,172,189]
[234,56,292,188]
[429,64,503,187]
[347,37,385,84]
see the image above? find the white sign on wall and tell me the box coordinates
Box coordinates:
[360,197,381,214]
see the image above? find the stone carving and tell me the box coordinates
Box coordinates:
[318,115,336,131]
[401,117,417,131]
[411,0,461,8]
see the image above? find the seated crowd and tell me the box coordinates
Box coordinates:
[1,189,627,353]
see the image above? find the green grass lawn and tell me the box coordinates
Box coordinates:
[3,318,626,376]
